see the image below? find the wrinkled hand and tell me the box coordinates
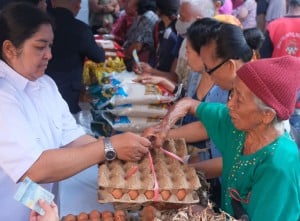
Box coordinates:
[142,125,168,148]
[29,200,59,221]
[110,132,151,161]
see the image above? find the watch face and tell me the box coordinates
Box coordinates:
[106,150,116,160]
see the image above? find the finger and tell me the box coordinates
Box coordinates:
[137,147,148,155]
[38,199,51,213]
[29,210,38,221]
[140,137,152,147]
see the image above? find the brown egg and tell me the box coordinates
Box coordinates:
[160,190,171,201]
[89,210,101,219]
[176,189,186,201]
[101,211,113,219]
[99,217,113,221]
[111,188,123,199]
[62,214,76,221]
[114,209,126,221]
[128,190,139,200]
[144,190,154,199]
[77,212,89,221]
[140,206,155,221]
[90,218,101,221]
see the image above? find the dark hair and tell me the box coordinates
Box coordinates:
[0,2,53,59]
[15,0,41,5]
[137,0,156,15]
[243,27,265,50]
[156,0,179,17]
[187,18,222,54]
[187,17,264,62]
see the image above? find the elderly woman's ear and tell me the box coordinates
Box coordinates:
[261,109,277,124]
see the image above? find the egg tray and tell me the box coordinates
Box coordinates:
[60,209,132,221]
[98,139,201,209]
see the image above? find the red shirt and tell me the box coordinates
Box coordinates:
[268,16,300,57]
[111,13,135,45]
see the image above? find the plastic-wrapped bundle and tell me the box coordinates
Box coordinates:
[101,112,161,133]
[95,104,169,118]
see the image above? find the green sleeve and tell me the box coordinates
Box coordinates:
[195,102,236,154]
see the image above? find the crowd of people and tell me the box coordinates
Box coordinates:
[0,0,299,220]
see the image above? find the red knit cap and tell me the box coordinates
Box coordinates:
[237,56,300,120]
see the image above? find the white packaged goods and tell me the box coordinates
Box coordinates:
[102,104,169,118]
[101,112,161,133]
[91,82,174,110]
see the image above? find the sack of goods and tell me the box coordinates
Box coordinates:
[89,71,175,135]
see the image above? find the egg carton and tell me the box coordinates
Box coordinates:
[60,210,128,221]
[98,139,201,209]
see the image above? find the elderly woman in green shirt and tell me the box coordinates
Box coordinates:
[146,56,300,220]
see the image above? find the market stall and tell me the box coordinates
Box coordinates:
[57,39,237,221]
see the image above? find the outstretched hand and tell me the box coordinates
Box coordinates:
[142,125,168,149]
[29,200,59,221]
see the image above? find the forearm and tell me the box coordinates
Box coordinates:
[21,136,104,183]
[168,121,208,143]
[190,157,222,179]
[161,97,201,130]
[151,68,178,82]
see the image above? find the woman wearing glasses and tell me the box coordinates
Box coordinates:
[146,56,300,220]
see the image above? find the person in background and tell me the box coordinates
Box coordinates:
[117,0,126,15]
[146,56,300,220]
[46,0,105,115]
[110,0,138,45]
[15,0,47,11]
[0,3,151,220]
[219,0,233,14]
[256,0,286,32]
[89,0,120,34]
[152,0,179,73]
[260,0,300,138]
[173,0,215,90]
[122,0,158,71]
[29,200,59,221]
[260,0,300,57]
[134,0,215,88]
[232,0,257,29]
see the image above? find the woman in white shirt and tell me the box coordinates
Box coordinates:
[0,3,150,220]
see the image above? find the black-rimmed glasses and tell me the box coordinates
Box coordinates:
[204,59,229,75]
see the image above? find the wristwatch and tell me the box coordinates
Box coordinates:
[104,137,117,161]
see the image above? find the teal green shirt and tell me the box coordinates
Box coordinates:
[196,103,300,221]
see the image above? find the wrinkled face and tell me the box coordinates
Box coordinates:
[186,39,204,72]
[227,77,264,131]
[7,24,53,81]
[200,41,235,90]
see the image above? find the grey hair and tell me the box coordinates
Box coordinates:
[254,96,285,132]
[180,0,215,18]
